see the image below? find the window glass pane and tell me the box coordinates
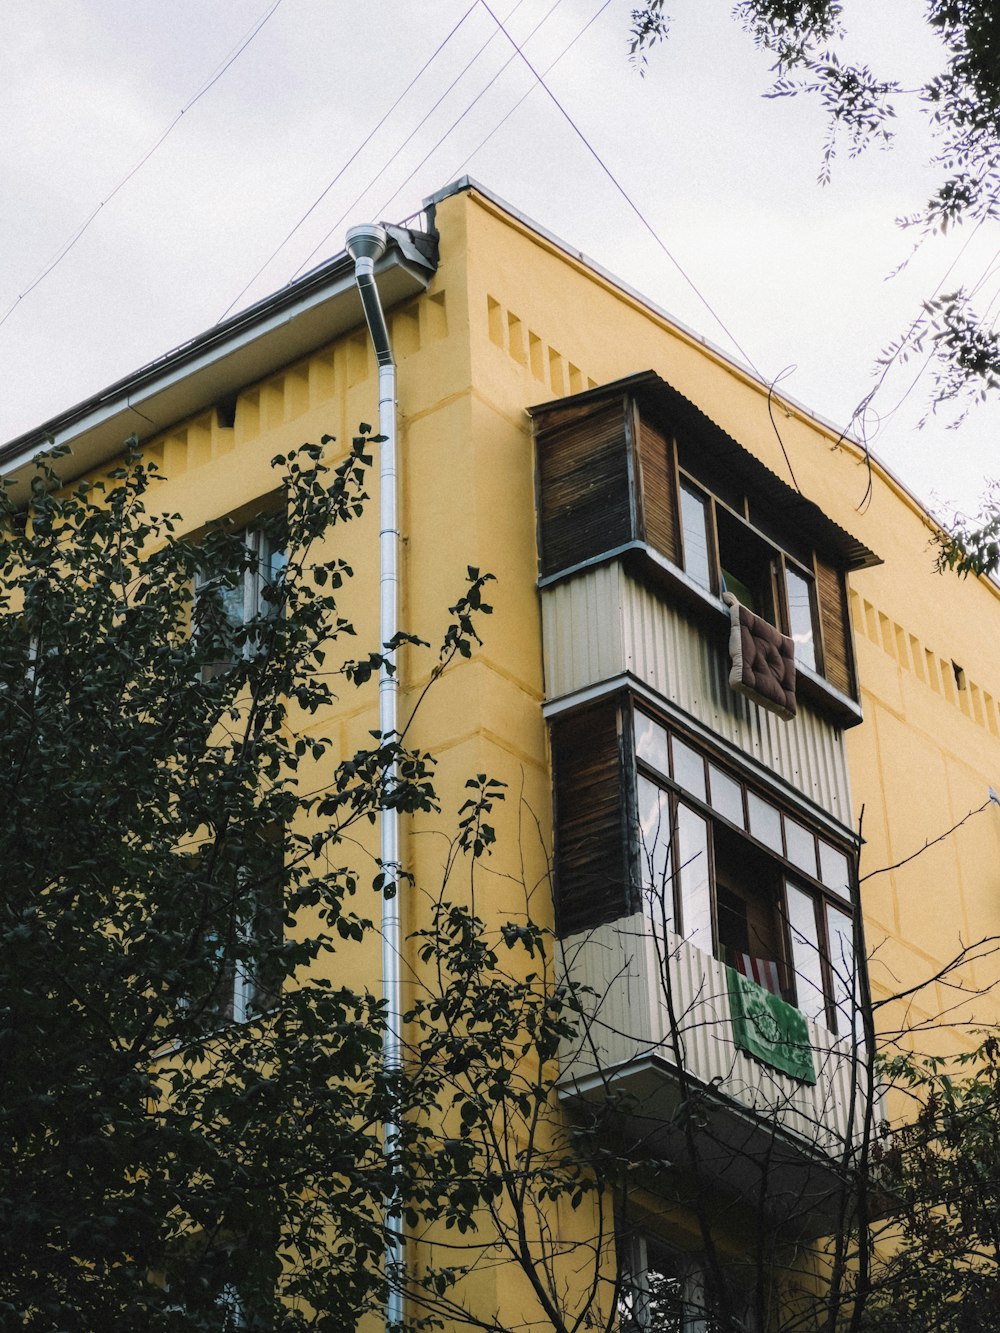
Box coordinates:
[717,507,775,622]
[786,565,817,672]
[680,481,712,591]
[677,803,712,951]
[826,904,857,1038]
[195,542,248,670]
[708,764,744,827]
[634,712,670,776]
[671,736,706,802]
[619,1238,685,1333]
[784,817,817,877]
[786,883,825,1025]
[637,776,673,934]
[645,1241,686,1333]
[819,842,852,900]
[746,791,782,852]
[219,576,247,633]
[265,540,288,603]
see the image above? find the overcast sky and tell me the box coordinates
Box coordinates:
[1,0,997,525]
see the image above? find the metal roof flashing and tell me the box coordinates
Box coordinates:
[0,224,437,502]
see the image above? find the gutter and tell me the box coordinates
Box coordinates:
[0,223,436,503]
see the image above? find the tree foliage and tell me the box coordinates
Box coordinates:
[4,430,1000,1333]
[628,0,1000,572]
[935,479,1000,578]
[863,1039,1000,1333]
[0,437,494,1331]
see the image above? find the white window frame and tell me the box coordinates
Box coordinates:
[195,526,286,671]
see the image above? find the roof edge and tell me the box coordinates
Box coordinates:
[0,222,438,499]
[428,177,974,564]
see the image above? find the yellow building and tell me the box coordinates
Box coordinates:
[5,178,1000,1330]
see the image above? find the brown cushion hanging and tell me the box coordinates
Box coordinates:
[723,592,796,720]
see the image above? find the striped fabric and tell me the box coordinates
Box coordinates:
[733,952,782,997]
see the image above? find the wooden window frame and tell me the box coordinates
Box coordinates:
[675,472,853,696]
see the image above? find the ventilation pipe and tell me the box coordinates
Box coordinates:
[346,223,403,1330]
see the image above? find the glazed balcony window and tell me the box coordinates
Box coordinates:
[551,698,862,1039]
[634,709,857,1036]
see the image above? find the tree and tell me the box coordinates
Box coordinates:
[628,1,1000,576]
[858,1038,1000,1333]
[380,796,1000,1333]
[0,434,707,1332]
[0,435,494,1331]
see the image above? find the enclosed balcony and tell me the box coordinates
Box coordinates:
[529,370,881,731]
[533,375,877,1229]
[549,695,871,1233]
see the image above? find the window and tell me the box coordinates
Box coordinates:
[784,563,819,673]
[178,838,284,1031]
[164,1251,269,1331]
[216,864,283,1027]
[672,470,861,697]
[678,475,830,677]
[716,506,776,622]
[619,1233,756,1333]
[619,1233,690,1333]
[679,481,713,594]
[217,1281,249,1331]
[673,473,859,700]
[633,709,859,1035]
[195,525,286,673]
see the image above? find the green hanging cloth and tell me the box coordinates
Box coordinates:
[727,966,816,1085]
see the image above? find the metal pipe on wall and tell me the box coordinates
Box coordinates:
[346,223,403,1331]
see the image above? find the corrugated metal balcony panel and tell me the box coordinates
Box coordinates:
[541,567,852,823]
[558,918,866,1162]
[541,562,627,700]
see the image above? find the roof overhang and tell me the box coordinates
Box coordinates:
[0,223,437,503]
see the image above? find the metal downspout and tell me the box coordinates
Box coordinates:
[346,223,403,1332]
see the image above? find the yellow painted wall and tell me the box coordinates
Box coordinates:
[443,185,1000,1059]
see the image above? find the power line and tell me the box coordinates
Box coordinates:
[0,0,287,334]
[472,0,769,386]
[442,0,615,188]
[216,1,481,322]
[287,0,543,283]
[371,0,575,227]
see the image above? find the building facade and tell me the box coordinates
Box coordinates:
[5,178,1000,1330]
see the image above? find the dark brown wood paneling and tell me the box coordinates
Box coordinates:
[536,399,633,577]
[551,701,630,937]
[815,556,855,698]
[636,415,679,564]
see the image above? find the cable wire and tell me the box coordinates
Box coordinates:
[371,0,576,226]
[216,1,481,322]
[380,0,615,218]
[287,0,542,282]
[472,0,769,385]
[0,0,286,334]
